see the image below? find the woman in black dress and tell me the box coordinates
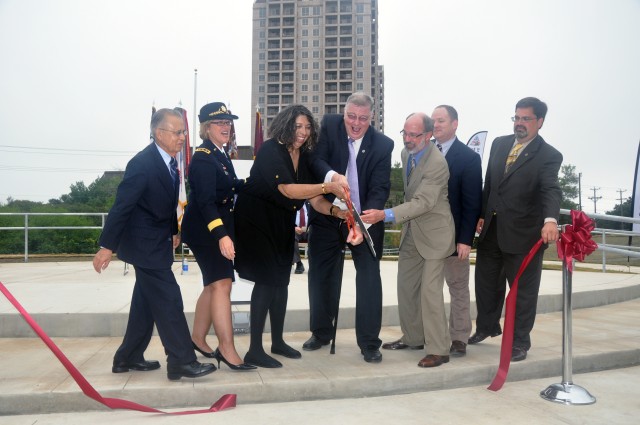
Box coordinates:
[234,105,362,368]
[181,102,255,371]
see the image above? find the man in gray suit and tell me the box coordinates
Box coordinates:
[361,112,455,368]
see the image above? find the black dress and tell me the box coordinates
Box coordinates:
[234,139,311,286]
[181,139,244,284]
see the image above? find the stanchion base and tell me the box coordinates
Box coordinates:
[540,383,596,405]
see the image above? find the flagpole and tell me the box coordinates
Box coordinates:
[192,68,198,158]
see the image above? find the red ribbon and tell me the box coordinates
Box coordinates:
[342,190,356,234]
[0,280,236,414]
[556,210,598,272]
[488,210,597,391]
[487,239,544,391]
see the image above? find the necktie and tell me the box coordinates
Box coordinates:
[169,157,178,185]
[407,154,416,180]
[347,138,361,212]
[436,143,443,152]
[504,142,523,173]
[299,205,306,227]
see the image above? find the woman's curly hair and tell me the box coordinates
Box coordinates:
[267,104,319,151]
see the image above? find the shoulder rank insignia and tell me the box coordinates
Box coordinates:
[195,148,211,154]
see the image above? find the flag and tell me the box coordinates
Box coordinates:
[254,110,264,159]
[173,107,191,230]
[227,110,239,159]
[466,131,488,161]
[632,140,640,233]
[150,104,157,143]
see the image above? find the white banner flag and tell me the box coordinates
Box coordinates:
[632,141,640,233]
[466,131,488,161]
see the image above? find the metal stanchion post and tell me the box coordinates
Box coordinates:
[540,252,596,405]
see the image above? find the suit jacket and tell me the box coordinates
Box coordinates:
[181,139,245,245]
[478,134,563,254]
[392,143,455,260]
[309,114,394,254]
[99,143,178,269]
[443,138,483,249]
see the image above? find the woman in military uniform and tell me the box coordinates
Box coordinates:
[181,102,255,371]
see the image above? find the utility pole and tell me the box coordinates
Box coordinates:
[616,189,627,215]
[588,187,602,213]
[578,172,582,211]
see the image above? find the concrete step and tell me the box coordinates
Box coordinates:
[1,298,640,415]
[2,261,640,338]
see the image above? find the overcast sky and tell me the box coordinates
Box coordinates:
[1,0,639,213]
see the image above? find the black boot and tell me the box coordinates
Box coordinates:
[244,284,282,368]
[270,286,301,359]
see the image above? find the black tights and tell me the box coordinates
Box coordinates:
[247,284,289,356]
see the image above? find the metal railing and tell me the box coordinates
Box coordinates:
[559,209,640,272]
[1,211,639,268]
[0,212,107,262]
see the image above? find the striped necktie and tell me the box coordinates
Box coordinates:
[504,142,523,173]
[408,154,416,180]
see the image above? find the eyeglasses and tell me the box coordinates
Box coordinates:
[400,130,426,139]
[511,116,538,123]
[345,113,371,124]
[158,128,188,137]
[210,120,233,127]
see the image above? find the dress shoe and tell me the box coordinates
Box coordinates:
[294,262,305,274]
[112,359,160,373]
[244,351,283,368]
[511,346,528,362]
[382,339,424,350]
[271,343,302,359]
[167,361,216,381]
[449,340,467,357]
[302,335,330,351]
[192,341,215,358]
[418,354,450,368]
[213,349,257,371]
[361,348,383,363]
[467,330,502,345]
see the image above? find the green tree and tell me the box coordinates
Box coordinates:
[558,164,579,224]
[597,197,633,230]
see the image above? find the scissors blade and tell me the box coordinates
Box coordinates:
[350,207,377,258]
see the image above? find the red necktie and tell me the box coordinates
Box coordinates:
[299,205,306,227]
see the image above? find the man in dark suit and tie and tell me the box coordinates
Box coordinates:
[303,92,393,363]
[469,97,562,362]
[431,105,482,358]
[93,108,216,380]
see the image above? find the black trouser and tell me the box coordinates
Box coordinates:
[307,220,382,349]
[474,219,544,350]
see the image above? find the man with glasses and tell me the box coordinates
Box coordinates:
[303,92,393,363]
[361,112,455,368]
[93,108,216,380]
[469,97,562,362]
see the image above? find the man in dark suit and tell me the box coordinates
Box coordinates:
[93,108,216,380]
[469,97,562,362]
[303,92,393,363]
[431,105,482,358]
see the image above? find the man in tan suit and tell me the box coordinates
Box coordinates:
[361,112,455,368]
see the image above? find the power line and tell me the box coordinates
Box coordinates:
[0,144,137,154]
[0,165,118,173]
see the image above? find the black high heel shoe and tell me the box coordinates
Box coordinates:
[192,341,215,358]
[214,348,257,371]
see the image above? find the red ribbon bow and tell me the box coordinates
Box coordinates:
[556,210,598,272]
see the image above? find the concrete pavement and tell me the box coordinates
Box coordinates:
[1,259,639,422]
